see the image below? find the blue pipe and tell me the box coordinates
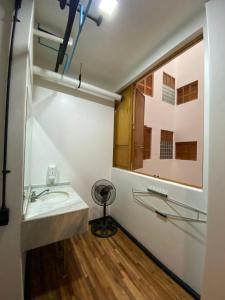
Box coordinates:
[63,0,93,74]
[79,4,84,27]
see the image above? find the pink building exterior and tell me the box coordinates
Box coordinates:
[136,41,204,187]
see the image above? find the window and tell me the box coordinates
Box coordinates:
[160,130,173,159]
[144,126,152,159]
[162,72,175,105]
[113,39,204,187]
[176,141,197,160]
[136,74,153,96]
[177,81,198,105]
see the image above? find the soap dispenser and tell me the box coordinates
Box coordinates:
[46,165,57,186]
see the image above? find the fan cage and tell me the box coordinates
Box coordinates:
[91,179,116,206]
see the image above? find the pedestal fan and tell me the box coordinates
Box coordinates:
[91,179,117,238]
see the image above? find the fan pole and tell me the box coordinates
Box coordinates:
[103,202,106,224]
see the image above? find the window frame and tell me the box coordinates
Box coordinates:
[113,33,204,189]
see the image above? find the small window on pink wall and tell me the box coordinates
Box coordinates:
[177,81,198,105]
[176,141,197,160]
[160,130,173,159]
[162,72,176,105]
[136,74,153,96]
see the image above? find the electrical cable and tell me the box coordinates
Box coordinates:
[78,63,82,89]
[0,0,22,226]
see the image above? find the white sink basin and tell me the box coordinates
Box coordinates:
[39,191,69,202]
[24,185,86,220]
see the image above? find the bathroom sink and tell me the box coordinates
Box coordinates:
[22,184,89,251]
[39,191,69,202]
[24,186,85,220]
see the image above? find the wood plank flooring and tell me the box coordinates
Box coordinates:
[28,227,194,300]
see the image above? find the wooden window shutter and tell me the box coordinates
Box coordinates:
[175,141,197,160]
[177,81,198,105]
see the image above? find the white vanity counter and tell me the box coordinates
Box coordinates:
[22,184,89,251]
[24,184,88,220]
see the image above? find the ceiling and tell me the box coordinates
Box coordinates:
[34,0,205,91]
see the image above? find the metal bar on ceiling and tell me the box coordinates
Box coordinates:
[38,38,69,72]
[55,0,80,72]
[57,0,103,26]
[34,27,74,46]
[63,0,93,74]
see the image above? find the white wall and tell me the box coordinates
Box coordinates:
[111,168,206,293]
[202,1,225,299]
[0,1,34,299]
[31,80,114,219]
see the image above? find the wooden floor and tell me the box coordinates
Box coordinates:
[28,227,193,300]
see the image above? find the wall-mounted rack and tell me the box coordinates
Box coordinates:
[132,188,207,223]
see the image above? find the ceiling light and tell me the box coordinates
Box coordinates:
[99,0,118,15]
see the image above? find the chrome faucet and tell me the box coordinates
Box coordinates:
[30,189,50,202]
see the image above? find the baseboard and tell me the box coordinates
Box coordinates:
[90,216,200,300]
[24,250,31,300]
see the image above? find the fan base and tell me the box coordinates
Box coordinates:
[91,217,117,238]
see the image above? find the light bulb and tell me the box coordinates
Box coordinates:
[99,0,118,16]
